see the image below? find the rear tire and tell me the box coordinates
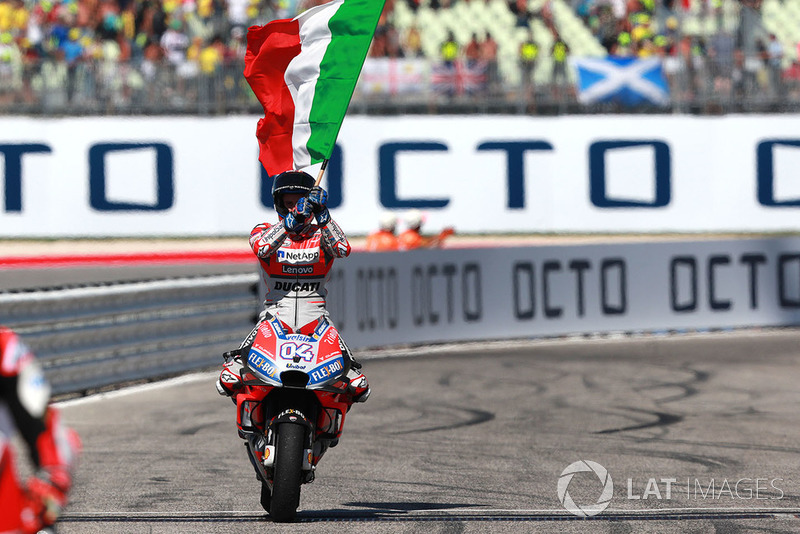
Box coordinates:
[269,423,305,522]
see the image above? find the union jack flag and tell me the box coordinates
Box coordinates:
[432,60,487,95]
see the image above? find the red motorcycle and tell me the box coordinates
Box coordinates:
[230,315,356,522]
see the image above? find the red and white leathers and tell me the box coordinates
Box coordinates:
[0,327,81,534]
[249,217,350,331]
[218,214,369,405]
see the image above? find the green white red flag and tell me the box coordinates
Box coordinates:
[244,0,385,176]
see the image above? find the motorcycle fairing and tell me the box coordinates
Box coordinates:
[246,316,346,388]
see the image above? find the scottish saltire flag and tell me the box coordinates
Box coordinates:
[244,0,386,175]
[571,56,670,107]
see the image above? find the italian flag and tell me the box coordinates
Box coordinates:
[244,0,385,176]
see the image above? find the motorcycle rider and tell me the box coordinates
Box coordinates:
[217,170,370,404]
[0,326,81,534]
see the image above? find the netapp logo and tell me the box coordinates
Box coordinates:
[277,248,320,264]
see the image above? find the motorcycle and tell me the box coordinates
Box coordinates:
[228,314,355,522]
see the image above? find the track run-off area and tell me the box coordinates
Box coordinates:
[56,330,800,534]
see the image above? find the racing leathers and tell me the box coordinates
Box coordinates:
[0,327,81,534]
[217,213,370,405]
[250,218,350,332]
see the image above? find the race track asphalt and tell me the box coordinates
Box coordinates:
[55,330,800,534]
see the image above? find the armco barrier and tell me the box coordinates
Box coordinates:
[0,274,261,395]
[7,237,800,396]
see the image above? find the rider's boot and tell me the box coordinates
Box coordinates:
[342,342,370,402]
[346,367,370,403]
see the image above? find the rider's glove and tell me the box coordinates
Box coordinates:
[283,197,313,234]
[307,186,327,212]
[26,471,69,528]
[307,186,330,226]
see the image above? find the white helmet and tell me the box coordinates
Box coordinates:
[405,209,424,230]
[378,212,397,232]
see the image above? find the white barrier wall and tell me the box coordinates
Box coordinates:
[326,238,800,349]
[2,115,800,237]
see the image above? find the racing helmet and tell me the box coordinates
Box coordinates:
[378,212,397,232]
[272,170,315,217]
[405,209,424,230]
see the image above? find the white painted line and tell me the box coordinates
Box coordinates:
[56,371,217,408]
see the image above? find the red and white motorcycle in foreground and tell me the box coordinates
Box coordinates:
[226,315,360,522]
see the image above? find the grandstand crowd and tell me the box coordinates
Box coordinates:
[0,0,797,114]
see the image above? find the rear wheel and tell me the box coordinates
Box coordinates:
[269,423,305,522]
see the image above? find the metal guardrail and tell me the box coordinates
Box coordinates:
[0,274,261,396]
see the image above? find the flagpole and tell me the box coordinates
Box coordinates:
[314,159,329,187]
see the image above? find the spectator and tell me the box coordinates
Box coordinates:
[199,34,225,75]
[160,17,189,71]
[784,59,800,98]
[709,30,735,94]
[227,25,246,60]
[550,33,569,90]
[0,31,21,104]
[595,4,621,53]
[160,16,192,97]
[465,32,481,67]
[440,30,458,66]
[61,27,85,103]
[228,0,250,33]
[481,31,498,94]
[368,24,387,57]
[767,33,784,97]
[198,34,225,107]
[614,30,633,56]
[688,36,707,96]
[140,34,164,82]
[398,209,454,250]
[402,23,423,58]
[384,24,403,58]
[365,212,400,252]
[519,29,538,100]
[509,0,531,28]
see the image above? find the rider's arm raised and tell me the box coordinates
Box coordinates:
[320,218,351,258]
[250,222,289,258]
